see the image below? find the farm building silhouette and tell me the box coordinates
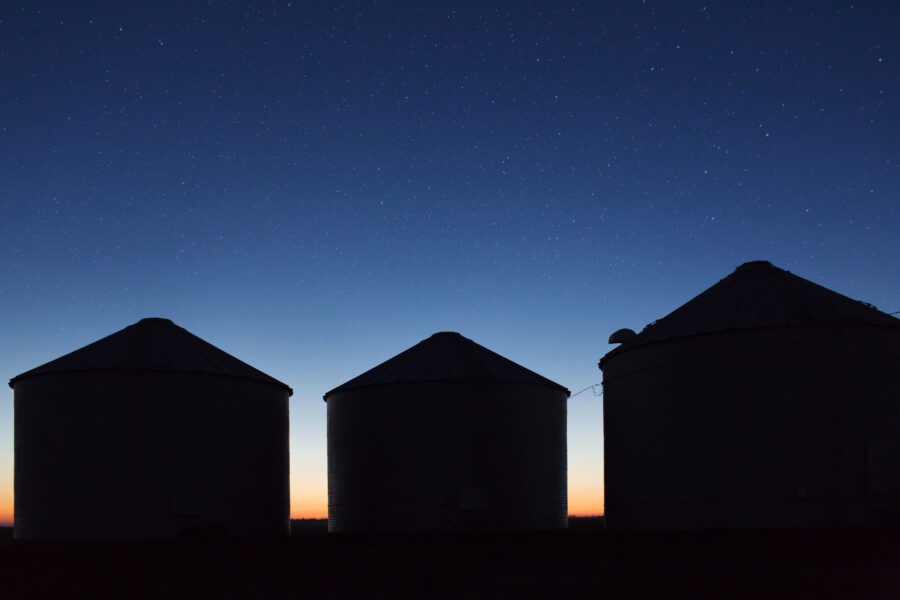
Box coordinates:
[325,331,569,533]
[10,317,291,540]
[600,260,900,530]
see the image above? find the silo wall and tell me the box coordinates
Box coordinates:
[14,371,290,540]
[601,325,900,530]
[327,381,567,533]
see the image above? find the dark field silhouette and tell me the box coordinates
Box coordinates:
[2,525,899,598]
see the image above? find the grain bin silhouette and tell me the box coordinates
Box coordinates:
[600,261,900,530]
[10,318,291,540]
[325,332,569,533]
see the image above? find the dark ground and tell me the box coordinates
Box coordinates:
[2,521,899,599]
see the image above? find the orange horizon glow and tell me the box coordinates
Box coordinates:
[0,488,11,526]
[0,487,601,524]
[291,489,604,521]
[0,508,601,525]
[569,486,604,518]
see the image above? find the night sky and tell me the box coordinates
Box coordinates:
[1,1,899,522]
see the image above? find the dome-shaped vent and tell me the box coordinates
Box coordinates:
[609,328,637,344]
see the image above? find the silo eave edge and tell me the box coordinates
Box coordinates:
[10,367,293,396]
[600,320,900,368]
[324,378,570,401]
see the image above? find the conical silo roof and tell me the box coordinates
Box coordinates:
[9,317,292,394]
[324,331,569,399]
[602,260,900,364]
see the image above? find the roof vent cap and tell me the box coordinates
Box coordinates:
[735,260,774,272]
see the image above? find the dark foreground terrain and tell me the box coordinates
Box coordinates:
[2,522,899,598]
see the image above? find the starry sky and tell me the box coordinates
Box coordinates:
[1,1,899,524]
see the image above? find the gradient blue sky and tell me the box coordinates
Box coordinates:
[1,1,899,521]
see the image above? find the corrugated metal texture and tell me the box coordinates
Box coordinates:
[324,332,570,398]
[601,261,900,365]
[328,381,567,533]
[13,370,290,540]
[9,318,292,394]
[601,270,900,530]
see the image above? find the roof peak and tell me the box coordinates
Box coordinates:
[10,318,292,394]
[601,261,900,364]
[325,332,569,399]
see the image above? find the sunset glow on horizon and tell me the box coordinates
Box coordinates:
[0,483,601,524]
[288,494,604,521]
[0,506,11,527]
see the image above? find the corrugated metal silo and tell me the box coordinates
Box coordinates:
[600,261,900,530]
[325,332,569,533]
[10,318,292,540]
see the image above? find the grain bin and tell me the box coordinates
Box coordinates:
[600,261,900,530]
[10,318,291,540]
[325,332,569,533]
